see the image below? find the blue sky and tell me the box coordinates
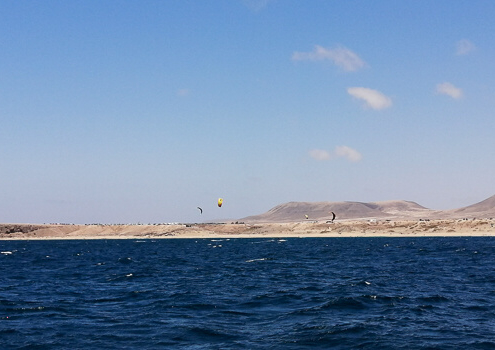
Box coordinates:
[1,0,495,224]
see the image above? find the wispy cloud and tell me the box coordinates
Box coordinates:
[436,82,463,99]
[335,146,362,162]
[309,146,362,162]
[347,87,392,110]
[456,39,476,55]
[308,149,331,161]
[292,45,366,72]
[243,0,273,11]
[177,88,190,97]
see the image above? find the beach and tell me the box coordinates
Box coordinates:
[1,218,495,240]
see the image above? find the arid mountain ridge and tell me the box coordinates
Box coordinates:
[241,194,495,223]
[2,195,495,240]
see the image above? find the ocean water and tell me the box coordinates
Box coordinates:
[1,237,495,349]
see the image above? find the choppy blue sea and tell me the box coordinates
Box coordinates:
[1,237,495,349]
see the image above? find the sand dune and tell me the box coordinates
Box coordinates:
[1,219,495,240]
[2,195,495,240]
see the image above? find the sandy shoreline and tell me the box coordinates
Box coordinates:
[1,219,495,240]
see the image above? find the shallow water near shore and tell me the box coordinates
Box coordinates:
[1,237,495,349]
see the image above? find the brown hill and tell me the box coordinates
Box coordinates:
[241,200,432,223]
[370,200,435,218]
[444,195,495,219]
[240,195,495,223]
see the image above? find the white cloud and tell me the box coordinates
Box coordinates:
[292,45,366,72]
[309,149,331,161]
[335,146,362,162]
[309,146,362,162]
[347,87,392,110]
[436,82,463,99]
[456,39,475,55]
